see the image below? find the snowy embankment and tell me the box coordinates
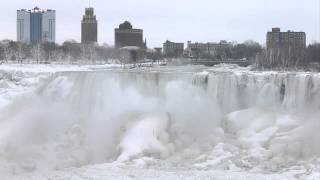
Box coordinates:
[0,64,320,179]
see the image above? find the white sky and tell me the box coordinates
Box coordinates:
[1,0,319,47]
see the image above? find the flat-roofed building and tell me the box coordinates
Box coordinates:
[163,40,184,57]
[267,28,306,65]
[115,21,146,48]
[186,40,233,59]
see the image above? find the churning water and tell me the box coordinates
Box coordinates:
[0,65,320,175]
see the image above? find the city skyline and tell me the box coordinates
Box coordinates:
[1,0,319,47]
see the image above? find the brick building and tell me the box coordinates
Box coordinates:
[266,28,306,65]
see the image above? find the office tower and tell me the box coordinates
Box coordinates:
[42,9,55,42]
[17,7,56,43]
[81,7,98,43]
[17,9,31,43]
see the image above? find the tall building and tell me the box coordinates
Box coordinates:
[81,7,98,43]
[42,9,55,42]
[30,8,43,43]
[115,21,146,48]
[17,10,30,43]
[267,28,306,64]
[163,40,184,57]
[17,7,55,43]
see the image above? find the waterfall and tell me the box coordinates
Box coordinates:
[0,69,319,174]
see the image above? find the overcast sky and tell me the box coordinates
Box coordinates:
[1,0,319,47]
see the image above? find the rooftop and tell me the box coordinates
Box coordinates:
[18,7,55,13]
[119,21,133,30]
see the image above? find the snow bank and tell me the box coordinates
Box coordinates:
[0,63,123,73]
[117,113,171,162]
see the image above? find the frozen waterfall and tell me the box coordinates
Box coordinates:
[0,67,319,175]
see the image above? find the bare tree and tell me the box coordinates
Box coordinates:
[31,43,42,64]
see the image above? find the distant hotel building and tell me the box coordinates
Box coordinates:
[163,40,184,57]
[17,7,55,43]
[81,7,98,43]
[186,40,233,59]
[115,21,146,48]
[267,28,306,64]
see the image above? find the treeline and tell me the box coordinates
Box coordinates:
[0,40,121,64]
[178,40,263,61]
[0,39,319,68]
[185,40,320,68]
[306,43,320,64]
[255,42,320,69]
[230,40,263,62]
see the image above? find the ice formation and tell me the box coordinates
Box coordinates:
[0,64,319,179]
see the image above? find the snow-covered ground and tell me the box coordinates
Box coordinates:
[0,63,320,180]
[6,164,300,180]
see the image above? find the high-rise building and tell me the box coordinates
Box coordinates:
[267,28,306,64]
[17,7,55,43]
[17,10,30,43]
[115,21,146,48]
[81,7,98,43]
[30,9,42,43]
[42,9,55,42]
[163,40,184,57]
